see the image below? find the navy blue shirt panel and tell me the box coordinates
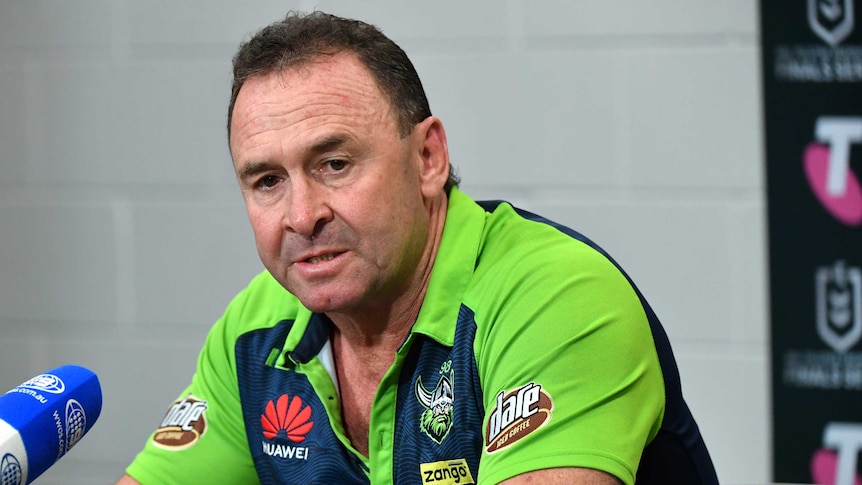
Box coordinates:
[234,319,369,485]
[392,305,485,483]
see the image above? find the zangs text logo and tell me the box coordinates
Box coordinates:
[485,382,552,454]
[804,117,862,225]
[419,459,475,485]
[152,396,208,450]
[260,394,313,461]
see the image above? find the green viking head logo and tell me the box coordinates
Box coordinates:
[415,372,454,444]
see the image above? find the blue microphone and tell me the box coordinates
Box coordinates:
[0,365,102,484]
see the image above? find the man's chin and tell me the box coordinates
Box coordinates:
[278,273,377,316]
[273,274,345,311]
[291,288,361,315]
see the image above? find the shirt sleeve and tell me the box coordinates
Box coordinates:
[125,297,259,485]
[473,239,665,485]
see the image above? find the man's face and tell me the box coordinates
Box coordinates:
[229,54,434,314]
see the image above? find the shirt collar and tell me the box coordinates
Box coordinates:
[409,187,485,347]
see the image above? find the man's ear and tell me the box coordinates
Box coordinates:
[413,116,451,198]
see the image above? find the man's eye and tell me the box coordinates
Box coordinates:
[256,175,280,189]
[326,159,348,172]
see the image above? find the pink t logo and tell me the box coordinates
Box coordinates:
[804,117,862,225]
[812,422,862,485]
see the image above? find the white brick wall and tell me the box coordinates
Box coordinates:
[0,2,767,483]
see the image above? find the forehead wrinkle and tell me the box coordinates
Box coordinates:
[231,54,401,164]
[276,57,394,127]
[244,92,383,141]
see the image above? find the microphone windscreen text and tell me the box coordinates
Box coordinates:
[0,365,102,485]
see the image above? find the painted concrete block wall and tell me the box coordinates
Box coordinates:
[0,2,767,483]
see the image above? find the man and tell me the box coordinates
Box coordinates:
[118,11,718,485]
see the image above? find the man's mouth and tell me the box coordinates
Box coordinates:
[306,253,338,264]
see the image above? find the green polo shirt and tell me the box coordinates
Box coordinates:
[127,188,669,485]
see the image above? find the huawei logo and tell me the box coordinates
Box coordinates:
[261,394,314,442]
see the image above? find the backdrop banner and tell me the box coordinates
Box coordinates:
[760,1,862,483]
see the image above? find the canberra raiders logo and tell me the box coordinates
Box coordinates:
[415,361,454,444]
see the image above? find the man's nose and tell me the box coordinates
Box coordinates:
[283,180,333,238]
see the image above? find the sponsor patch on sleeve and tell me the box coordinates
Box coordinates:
[485,382,552,454]
[151,395,209,451]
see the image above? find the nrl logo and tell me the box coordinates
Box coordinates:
[415,369,454,445]
[808,0,855,46]
[816,260,862,353]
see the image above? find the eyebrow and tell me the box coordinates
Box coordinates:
[308,134,349,155]
[237,161,274,182]
[236,134,352,182]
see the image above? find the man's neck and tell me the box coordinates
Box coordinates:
[328,193,448,457]
[326,193,448,357]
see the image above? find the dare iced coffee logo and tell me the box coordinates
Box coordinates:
[485,383,552,453]
[152,396,208,450]
[804,117,862,225]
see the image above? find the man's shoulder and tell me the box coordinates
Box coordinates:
[464,201,643,330]
[476,201,619,281]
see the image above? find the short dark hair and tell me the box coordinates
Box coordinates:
[228,11,459,192]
